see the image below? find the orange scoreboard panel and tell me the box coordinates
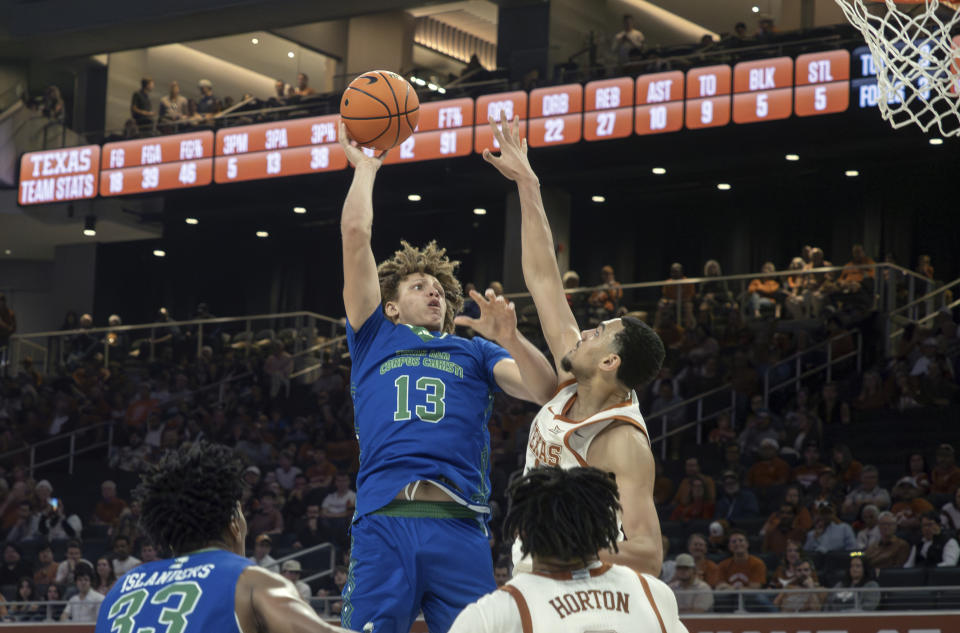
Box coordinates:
[19,145,100,205]
[733,57,794,124]
[685,65,732,130]
[583,77,634,141]
[213,115,346,183]
[635,71,685,135]
[383,97,474,165]
[101,131,213,196]
[474,91,528,154]
[527,84,583,147]
[795,49,851,116]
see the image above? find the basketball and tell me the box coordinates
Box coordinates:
[340,70,420,151]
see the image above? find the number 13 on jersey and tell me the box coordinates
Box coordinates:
[394,375,447,423]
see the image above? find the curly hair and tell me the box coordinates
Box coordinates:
[504,466,622,563]
[378,240,463,333]
[138,441,244,556]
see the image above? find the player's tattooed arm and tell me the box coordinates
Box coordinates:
[482,115,580,383]
[339,121,386,331]
[456,288,557,404]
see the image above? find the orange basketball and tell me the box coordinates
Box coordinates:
[340,70,420,151]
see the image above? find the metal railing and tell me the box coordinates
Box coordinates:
[648,384,736,459]
[5,310,345,377]
[763,330,863,405]
[0,421,114,477]
[886,276,960,354]
[505,263,931,328]
[673,585,960,612]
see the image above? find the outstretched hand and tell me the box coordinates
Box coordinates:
[482,115,536,183]
[338,121,387,169]
[454,289,517,344]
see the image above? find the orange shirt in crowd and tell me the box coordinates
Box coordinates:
[840,257,876,284]
[746,457,791,489]
[891,498,934,523]
[95,497,128,524]
[717,555,768,587]
[696,558,721,587]
[125,398,158,428]
[932,465,960,495]
[662,279,696,302]
[748,278,780,296]
[672,475,717,505]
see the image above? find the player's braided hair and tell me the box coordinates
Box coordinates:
[504,466,622,563]
[138,441,244,556]
[378,240,463,333]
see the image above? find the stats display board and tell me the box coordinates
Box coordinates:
[213,116,346,183]
[383,98,474,165]
[19,145,100,205]
[17,49,856,204]
[101,131,214,196]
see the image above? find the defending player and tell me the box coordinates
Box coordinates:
[482,116,665,577]
[337,123,558,633]
[95,441,357,633]
[449,467,688,633]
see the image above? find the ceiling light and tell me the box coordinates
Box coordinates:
[929,137,944,145]
[83,215,96,236]
[293,206,306,214]
[185,217,198,225]
[251,37,260,45]
[752,6,760,12]
[428,83,438,91]
[153,249,166,257]
[785,153,799,161]
[256,230,269,238]
[414,77,426,86]
[3,249,10,255]
[845,170,860,177]
[652,167,666,175]
[591,195,606,203]
[287,51,295,59]
[473,208,487,215]
[407,194,421,201]
[717,183,732,191]
[437,87,446,94]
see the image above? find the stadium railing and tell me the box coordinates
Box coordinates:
[887,277,960,354]
[762,329,863,404]
[3,310,346,377]
[0,420,114,477]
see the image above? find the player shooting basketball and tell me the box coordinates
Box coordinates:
[337,122,558,633]
[481,115,666,577]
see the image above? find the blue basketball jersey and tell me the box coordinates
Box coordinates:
[95,549,252,633]
[347,308,510,520]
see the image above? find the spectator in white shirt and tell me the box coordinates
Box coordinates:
[856,504,882,549]
[910,338,939,376]
[275,451,302,491]
[280,559,312,600]
[612,14,645,64]
[905,512,960,568]
[110,535,142,576]
[60,564,104,622]
[248,533,279,572]
[322,474,356,551]
[55,540,93,586]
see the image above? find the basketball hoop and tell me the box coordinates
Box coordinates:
[835,0,960,136]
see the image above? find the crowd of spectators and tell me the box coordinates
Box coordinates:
[0,239,958,618]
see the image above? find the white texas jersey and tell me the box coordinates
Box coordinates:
[512,381,650,572]
[448,563,687,633]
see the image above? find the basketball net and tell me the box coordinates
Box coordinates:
[835,0,960,136]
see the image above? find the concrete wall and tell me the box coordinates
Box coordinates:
[346,11,415,76]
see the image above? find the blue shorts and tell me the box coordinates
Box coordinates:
[341,507,495,633]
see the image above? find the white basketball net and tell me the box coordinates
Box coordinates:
[835,0,960,135]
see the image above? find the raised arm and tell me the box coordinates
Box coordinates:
[339,122,386,331]
[483,117,581,380]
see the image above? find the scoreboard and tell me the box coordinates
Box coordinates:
[101,131,214,196]
[213,116,345,183]
[384,98,474,165]
[18,49,859,204]
[19,145,100,205]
